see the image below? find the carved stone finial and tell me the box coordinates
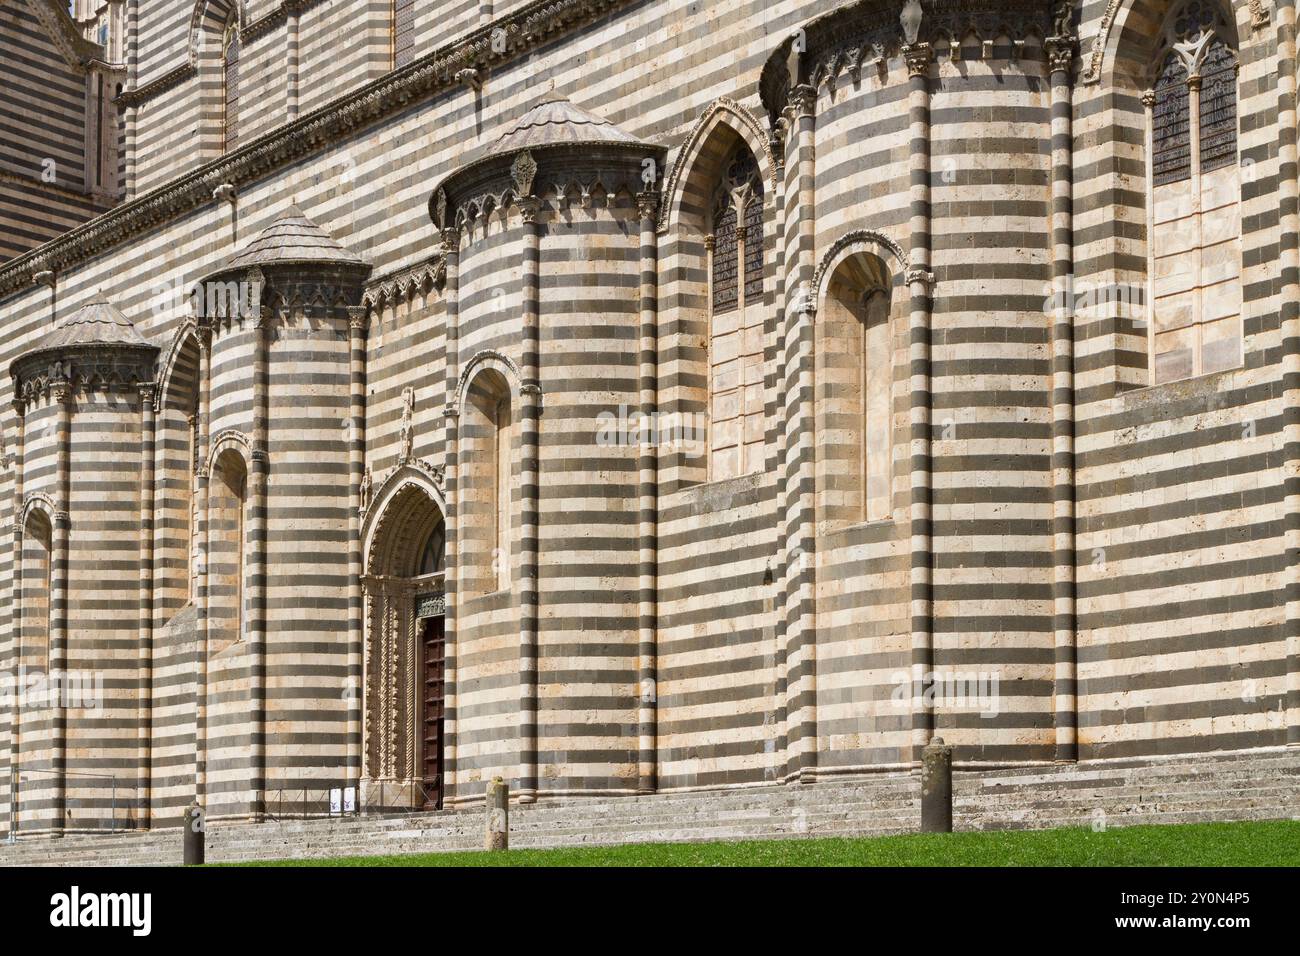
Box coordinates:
[511,149,538,198]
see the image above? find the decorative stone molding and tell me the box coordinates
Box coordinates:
[207,427,253,473]
[813,229,911,309]
[3,0,642,301]
[901,43,933,77]
[26,0,104,72]
[361,256,446,313]
[452,349,524,416]
[657,96,778,234]
[760,0,1055,122]
[1045,34,1077,75]
[361,458,447,573]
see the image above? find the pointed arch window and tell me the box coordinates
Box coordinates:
[223,13,241,151]
[1145,2,1241,385]
[393,0,416,68]
[707,144,765,480]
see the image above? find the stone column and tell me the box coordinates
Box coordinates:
[137,384,156,827]
[517,196,541,804]
[6,400,24,835]
[125,0,139,198]
[441,227,462,798]
[782,83,819,783]
[902,42,935,763]
[247,303,270,818]
[286,2,301,121]
[49,378,73,836]
[193,320,212,800]
[1279,0,1300,747]
[1047,35,1078,763]
[347,306,368,798]
[636,191,660,794]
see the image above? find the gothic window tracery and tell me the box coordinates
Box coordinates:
[223,12,241,151]
[393,0,416,68]
[1145,0,1241,385]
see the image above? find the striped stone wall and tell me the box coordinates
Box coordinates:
[1,0,1297,836]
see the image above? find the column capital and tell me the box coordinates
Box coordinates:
[788,84,817,119]
[1045,36,1077,75]
[901,43,933,78]
[347,305,370,334]
[49,380,73,405]
[517,196,542,225]
[1140,88,1157,110]
[635,191,661,221]
[439,226,462,254]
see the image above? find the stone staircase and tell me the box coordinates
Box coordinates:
[1,748,1295,866]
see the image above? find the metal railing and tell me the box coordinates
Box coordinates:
[5,768,122,843]
[263,779,441,822]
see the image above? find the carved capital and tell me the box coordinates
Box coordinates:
[1045,37,1076,75]
[635,191,660,221]
[902,43,933,78]
[348,306,370,333]
[1141,89,1156,110]
[905,268,935,287]
[789,84,817,119]
[517,196,541,224]
[49,380,73,405]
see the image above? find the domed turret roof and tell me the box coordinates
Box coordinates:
[27,298,153,352]
[212,204,369,274]
[491,96,647,151]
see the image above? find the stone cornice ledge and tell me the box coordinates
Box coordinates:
[3,0,638,301]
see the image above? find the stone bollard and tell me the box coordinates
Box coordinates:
[485,777,509,851]
[183,801,206,865]
[920,737,954,833]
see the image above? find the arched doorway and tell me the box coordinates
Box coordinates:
[361,468,447,810]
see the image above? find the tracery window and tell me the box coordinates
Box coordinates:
[393,0,416,69]
[1145,1,1241,384]
[708,144,765,481]
[222,12,241,151]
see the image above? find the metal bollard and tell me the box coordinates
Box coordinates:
[485,777,508,851]
[921,737,954,833]
[183,801,206,865]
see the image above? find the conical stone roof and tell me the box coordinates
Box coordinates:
[491,96,647,151]
[26,298,153,352]
[216,204,368,273]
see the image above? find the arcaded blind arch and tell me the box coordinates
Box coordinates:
[707,142,765,481]
[21,508,53,671]
[222,12,240,151]
[816,251,895,526]
[1144,0,1242,385]
[393,0,416,68]
[464,368,514,593]
[210,447,249,650]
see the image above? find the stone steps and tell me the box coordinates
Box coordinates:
[2,749,1295,866]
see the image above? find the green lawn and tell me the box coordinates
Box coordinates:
[234,819,1300,867]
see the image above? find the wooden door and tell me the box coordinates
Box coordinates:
[419,616,446,810]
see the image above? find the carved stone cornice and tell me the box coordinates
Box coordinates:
[361,256,446,312]
[760,0,1054,121]
[2,0,641,302]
